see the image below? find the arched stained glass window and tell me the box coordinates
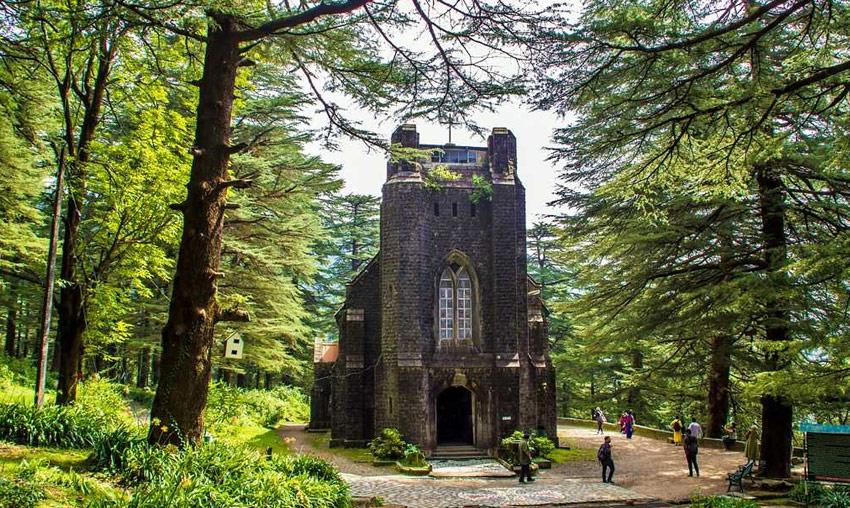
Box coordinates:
[456,271,472,340]
[439,270,454,341]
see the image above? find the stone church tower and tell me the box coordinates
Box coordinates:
[310,125,557,455]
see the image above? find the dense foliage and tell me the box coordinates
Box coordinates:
[367,428,406,460]
[498,431,556,465]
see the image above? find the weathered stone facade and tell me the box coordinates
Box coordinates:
[310,125,557,455]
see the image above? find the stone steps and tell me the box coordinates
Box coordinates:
[432,445,488,459]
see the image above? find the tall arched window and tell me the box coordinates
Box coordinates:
[438,265,474,344]
[439,270,454,340]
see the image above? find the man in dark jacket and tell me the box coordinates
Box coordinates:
[518,431,534,483]
[597,436,614,483]
[683,429,700,477]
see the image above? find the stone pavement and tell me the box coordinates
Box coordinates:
[429,458,515,478]
[343,473,651,507]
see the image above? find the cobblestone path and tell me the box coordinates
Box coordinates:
[343,474,650,508]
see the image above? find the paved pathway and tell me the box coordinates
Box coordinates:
[279,423,760,506]
[344,474,650,507]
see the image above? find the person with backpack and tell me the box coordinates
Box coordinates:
[597,435,615,483]
[670,415,683,445]
[595,407,606,434]
[683,428,700,477]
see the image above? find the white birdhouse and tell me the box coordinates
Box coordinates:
[224,333,244,359]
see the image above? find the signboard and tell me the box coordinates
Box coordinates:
[806,432,850,483]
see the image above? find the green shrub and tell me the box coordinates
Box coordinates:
[402,444,427,467]
[205,383,309,429]
[368,428,405,460]
[90,425,147,473]
[790,482,850,508]
[0,401,113,448]
[0,464,46,508]
[689,496,759,508]
[87,442,350,508]
[499,430,556,464]
[77,378,134,425]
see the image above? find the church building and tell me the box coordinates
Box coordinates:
[310,124,557,455]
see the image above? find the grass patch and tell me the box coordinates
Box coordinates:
[309,431,373,462]
[0,442,123,507]
[0,443,89,472]
[549,440,597,463]
[214,423,291,455]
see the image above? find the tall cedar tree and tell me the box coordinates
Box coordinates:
[115,0,558,445]
[534,0,850,476]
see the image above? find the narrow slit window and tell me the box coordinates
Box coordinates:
[434,202,440,216]
[470,204,476,217]
[452,202,458,217]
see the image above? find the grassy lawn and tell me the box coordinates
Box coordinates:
[549,439,597,463]
[308,431,373,462]
[221,423,292,455]
[0,442,123,507]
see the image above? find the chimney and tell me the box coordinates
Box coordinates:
[487,127,516,175]
[387,124,420,179]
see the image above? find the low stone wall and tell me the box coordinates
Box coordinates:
[557,417,745,451]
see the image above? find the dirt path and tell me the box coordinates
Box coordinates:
[277,424,399,476]
[553,426,752,501]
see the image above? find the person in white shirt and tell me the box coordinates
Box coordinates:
[688,417,702,439]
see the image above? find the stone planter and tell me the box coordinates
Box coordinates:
[371,459,397,467]
[396,461,432,475]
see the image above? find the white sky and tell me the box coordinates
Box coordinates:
[310,104,566,227]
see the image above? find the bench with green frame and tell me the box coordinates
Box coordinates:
[727,460,756,493]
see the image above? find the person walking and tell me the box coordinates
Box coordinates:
[744,425,760,463]
[670,415,683,445]
[618,413,627,434]
[722,423,738,451]
[595,407,606,434]
[688,417,703,439]
[518,431,535,483]
[683,429,700,477]
[597,435,615,483]
[624,410,636,439]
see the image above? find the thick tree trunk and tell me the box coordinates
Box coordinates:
[756,166,792,478]
[5,309,16,357]
[137,347,150,388]
[265,372,274,390]
[149,19,245,445]
[236,372,247,388]
[707,335,731,438]
[221,369,232,385]
[56,205,86,404]
[151,351,160,385]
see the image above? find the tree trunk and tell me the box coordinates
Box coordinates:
[265,372,274,390]
[149,18,245,446]
[756,166,792,478]
[626,350,643,409]
[707,335,731,438]
[5,309,16,357]
[137,347,150,388]
[56,211,86,405]
[236,373,247,388]
[151,351,160,385]
[221,369,232,385]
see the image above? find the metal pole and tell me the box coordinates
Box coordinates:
[34,153,65,406]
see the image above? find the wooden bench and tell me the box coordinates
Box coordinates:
[727,460,755,493]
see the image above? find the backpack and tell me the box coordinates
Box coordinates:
[673,421,681,432]
[597,444,609,462]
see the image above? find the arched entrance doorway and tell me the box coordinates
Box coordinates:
[437,386,474,445]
